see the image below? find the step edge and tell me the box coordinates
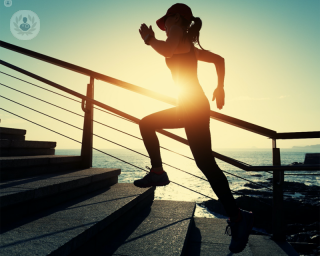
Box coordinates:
[0,155,82,168]
[0,127,26,135]
[1,168,121,208]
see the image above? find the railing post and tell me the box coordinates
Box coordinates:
[272,139,286,241]
[81,76,94,168]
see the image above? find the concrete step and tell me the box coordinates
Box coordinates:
[0,133,25,141]
[0,183,155,256]
[0,155,81,169]
[0,148,55,156]
[0,139,57,156]
[0,155,82,180]
[0,168,121,226]
[0,139,56,149]
[0,127,26,141]
[186,217,299,256]
[95,200,196,256]
[0,127,26,136]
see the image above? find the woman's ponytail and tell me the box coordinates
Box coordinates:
[181,15,209,51]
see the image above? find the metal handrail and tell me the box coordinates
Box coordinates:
[0,40,278,138]
[276,132,320,140]
[2,40,319,140]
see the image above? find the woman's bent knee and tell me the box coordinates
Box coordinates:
[139,116,154,131]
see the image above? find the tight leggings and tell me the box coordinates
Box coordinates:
[139,100,239,218]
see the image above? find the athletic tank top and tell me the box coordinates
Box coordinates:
[165,38,209,111]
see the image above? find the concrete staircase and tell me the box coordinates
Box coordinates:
[0,127,299,255]
[0,127,56,156]
[0,127,156,255]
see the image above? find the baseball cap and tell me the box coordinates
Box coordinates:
[156,3,193,31]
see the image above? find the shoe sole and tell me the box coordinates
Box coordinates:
[229,211,254,253]
[134,180,170,188]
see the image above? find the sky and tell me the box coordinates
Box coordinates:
[0,0,319,154]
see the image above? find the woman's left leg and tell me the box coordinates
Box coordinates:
[139,106,184,168]
[184,111,239,218]
[134,107,183,188]
[183,101,254,253]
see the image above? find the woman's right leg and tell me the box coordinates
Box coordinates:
[139,107,184,168]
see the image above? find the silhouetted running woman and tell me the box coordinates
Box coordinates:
[137,4,254,253]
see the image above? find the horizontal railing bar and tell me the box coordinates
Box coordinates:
[210,112,277,138]
[0,60,91,101]
[277,131,320,139]
[0,41,101,80]
[0,70,138,124]
[0,70,81,103]
[0,60,142,123]
[212,151,252,169]
[246,165,320,171]
[0,41,277,138]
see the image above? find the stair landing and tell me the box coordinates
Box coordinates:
[187,217,299,256]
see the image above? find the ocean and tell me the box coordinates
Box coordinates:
[56,148,320,219]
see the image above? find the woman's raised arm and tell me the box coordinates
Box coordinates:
[139,23,183,58]
[149,26,182,58]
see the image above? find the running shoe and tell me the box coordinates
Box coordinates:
[225,209,254,253]
[133,166,170,188]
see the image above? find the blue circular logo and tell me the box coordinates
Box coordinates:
[4,0,12,7]
[10,10,40,40]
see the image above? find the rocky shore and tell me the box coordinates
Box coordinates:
[199,178,320,255]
